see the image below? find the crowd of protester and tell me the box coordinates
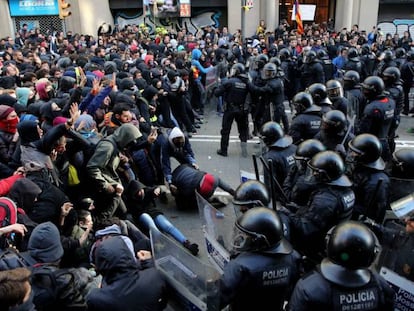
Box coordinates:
[0,17,413,310]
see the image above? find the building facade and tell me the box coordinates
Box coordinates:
[0,0,406,40]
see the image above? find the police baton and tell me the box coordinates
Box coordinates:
[252,154,260,181]
[268,159,277,212]
[259,156,289,204]
[340,115,356,146]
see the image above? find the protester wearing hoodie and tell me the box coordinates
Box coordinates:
[86,123,142,223]
[87,235,168,311]
[158,127,197,187]
[0,105,19,164]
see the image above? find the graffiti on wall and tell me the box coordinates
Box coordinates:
[378,19,414,38]
[115,10,222,35]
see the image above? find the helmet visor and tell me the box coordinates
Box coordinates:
[232,224,268,252]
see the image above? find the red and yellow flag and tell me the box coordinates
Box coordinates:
[294,0,304,35]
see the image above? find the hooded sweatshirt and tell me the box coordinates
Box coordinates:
[28,221,63,263]
[191,48,213,81]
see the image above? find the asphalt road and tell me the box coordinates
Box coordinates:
[162,101,414,258]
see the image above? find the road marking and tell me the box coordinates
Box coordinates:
[190,135,414,148]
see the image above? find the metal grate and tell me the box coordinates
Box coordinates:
[14,15,63,35]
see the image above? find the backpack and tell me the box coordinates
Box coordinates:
[31,265,90,311]
[0,247,36,271]
[0,197,18,228]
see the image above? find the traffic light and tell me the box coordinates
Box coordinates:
[58,0,71,19]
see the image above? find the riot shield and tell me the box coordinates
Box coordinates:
[389,177,414,203]
[390,192,414,219]
[379,267,414,311]
[239,139,264,183]
[150,229,222,311]
[196,192,234,273]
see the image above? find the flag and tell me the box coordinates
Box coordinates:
[294,0,304,35]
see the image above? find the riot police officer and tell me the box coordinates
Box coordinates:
[314,109,353,158]
[374,49,397,77]
[215,63,250,157]
[382,66,403,154]
[288,92,322,145]
[279,48,299,105]
[343,47,364,77]
[394,47,407,69]
[249,54,268,135]
[280,151,355,262]
[232,179,271,215]
[219,207,303,311]
[260,121,297,203]
[347,134,390,223]
[400,50,414,115]
[307,83,332,114]
[317,49,334,81]
[343,70,366,133]
[250,62,287,132]
[359,76,396,162]
[283,139,326,206]
[360,43,376,79]
[326,79,350,116]
[300,50,325,90]
[288,221,395,310]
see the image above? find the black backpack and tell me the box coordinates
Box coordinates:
[0,247,36,271]
[31,264,90,311]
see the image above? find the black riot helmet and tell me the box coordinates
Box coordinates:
[347,47,359,61]
[395,47,406,59]
[304,50,317,64]
[269,56,281,68]
[317,49,328,59]
[321,110,347,136]
[361,44,371,55]
[260,121,292,148]
[348,133,385,170]
[295,139,326,161]
[321,221,379,287]
[278,48,291,61]
[233,207,292,254]
[230,63,245,77]
[383,49,394,61]
[361,76,385,100]
[232,180,270,210]
[308,150,352,186]
[293,91,320,114]
[382,66,401,85]
[407,50,414,61]
[255,54,269,69]
[343,70,360,90]
[261,62,277,80]
[307,83,332,106]
[392,148,414,178]
[326,79,343,100]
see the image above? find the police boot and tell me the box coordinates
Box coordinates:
[240,142,248,158]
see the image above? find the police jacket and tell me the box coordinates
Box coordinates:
[262,144,297,192]
[385,83,404,115]
[343,59,363,76]
[320,57,334,81]
[351,165,390,223]
[283,185,355,260]
[360,54,377,79]
[283,165,318,206]
[331,97,350,116]
[301,61,325,89]
[289,111,322,145]
[288,268,395,310]
[219,250,303,311]
[214,75,249,110]
[359,96,395,139]
[250,76,285,108]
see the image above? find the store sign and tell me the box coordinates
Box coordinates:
[9,0,59,16]
[180,0,191,17]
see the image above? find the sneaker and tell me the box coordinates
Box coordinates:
[407,128,414,134]
[187,132,192,138]
[217,149,228,157]
[194,124,201,129]
[183,240,199,255]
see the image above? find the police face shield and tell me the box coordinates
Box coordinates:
[232,223,269,252]
[261,69,275,80]
[327,87,343,100]
[304,165,318,183]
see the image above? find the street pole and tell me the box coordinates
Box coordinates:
[241,0,245,43]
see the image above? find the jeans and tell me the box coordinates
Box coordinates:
[139,213,187,244]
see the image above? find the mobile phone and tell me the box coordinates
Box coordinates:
[75,67,81,84]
